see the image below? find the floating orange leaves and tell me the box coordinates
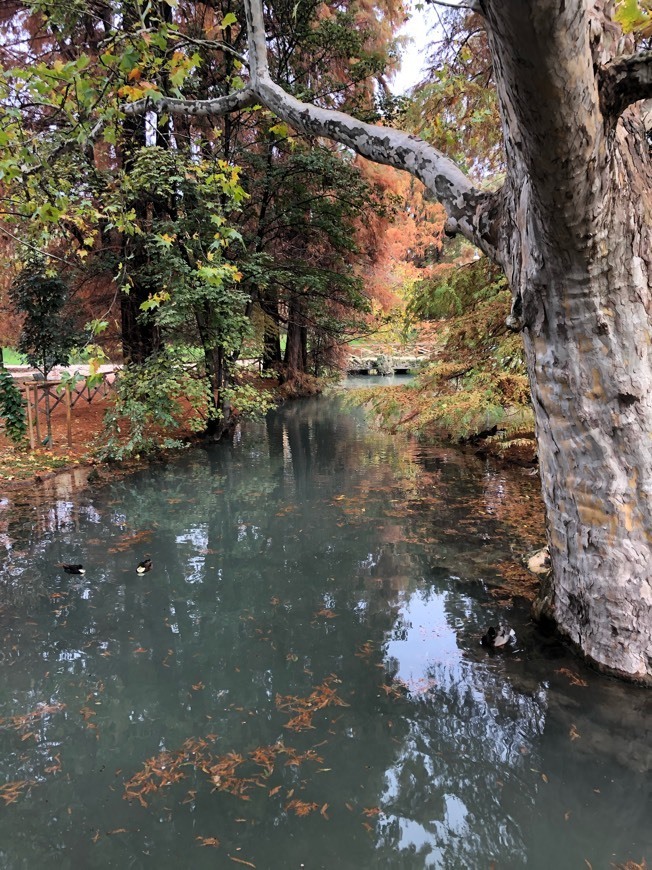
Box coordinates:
[378,680,408,701]
[123,738,323,808]
[0,780,34,805]
[0,701,66,736]
[612,860,647,870]
[107,529,153,553]
[556,668,588,688]
[276,676,349,731]
[196,836,220,847]
[79,706,98,732]
[285,799,320,816]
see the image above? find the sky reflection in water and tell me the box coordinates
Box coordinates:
[0,394,650,869]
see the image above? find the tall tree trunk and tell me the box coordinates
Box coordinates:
[483,1,652,682]
[283,294,305,382]
[261,286,282,372]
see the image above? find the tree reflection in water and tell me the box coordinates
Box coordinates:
[0,396,650,868]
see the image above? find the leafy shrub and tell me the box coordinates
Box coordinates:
[96,352,210,461]
[9,257,79,379]
[0,367,27,445]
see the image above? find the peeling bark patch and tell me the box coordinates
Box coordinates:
[617,392,639,406]
[567,591,590,629]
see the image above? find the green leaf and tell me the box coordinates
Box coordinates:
[221,12,238,27]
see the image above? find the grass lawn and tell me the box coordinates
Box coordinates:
[2,348,26,365]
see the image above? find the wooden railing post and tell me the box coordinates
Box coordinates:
[25,384,35,450]
[64,386,72,448]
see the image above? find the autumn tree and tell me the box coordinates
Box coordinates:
[120,0,652,683]
[182,0,407,382]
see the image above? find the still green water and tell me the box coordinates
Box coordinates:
[0,395,650,869]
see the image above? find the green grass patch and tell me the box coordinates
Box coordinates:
[2,348,26,365]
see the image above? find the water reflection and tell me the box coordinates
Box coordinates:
[0,396,650,869]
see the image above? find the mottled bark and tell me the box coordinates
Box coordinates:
[600,49,652,119]
[484,0,652,682]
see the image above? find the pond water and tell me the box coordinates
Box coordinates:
[0,395,650,869]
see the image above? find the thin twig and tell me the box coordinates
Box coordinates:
[0,225,74,266]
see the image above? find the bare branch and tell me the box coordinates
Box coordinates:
[122,87,257,119]
[600,50,652,119]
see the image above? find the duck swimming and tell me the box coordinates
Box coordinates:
[59,563,86,575]
[136,556,153,575]
[481,625,516,648]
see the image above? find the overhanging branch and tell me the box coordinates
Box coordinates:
[243,0,498,255]
[123,87,257,119]
[599,49,652,119]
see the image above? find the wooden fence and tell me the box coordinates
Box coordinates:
[22,372,117,449]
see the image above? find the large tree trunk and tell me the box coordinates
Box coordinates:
[484,1,652,682]
[525,160,652,681]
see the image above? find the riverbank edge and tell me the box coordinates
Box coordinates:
[0,375,322,499]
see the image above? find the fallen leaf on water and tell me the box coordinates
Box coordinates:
[0,780,34,805]
[107,828,128,835]
[320,803,329,819]
[286,799,320,816]
[362,806,381,817]
[611,860,648,870]
[133,647,148,654]
[228,856,255,867]
[276,675,348,732]
[541,773,549,783]
[564,811,571,821]
[44,753,62,774]
[192,682,205,691]
[107,529,153,553]
[196,836,220,847]
[569,724,580,741]
[269,785,282,797]
[556,667,588,687]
